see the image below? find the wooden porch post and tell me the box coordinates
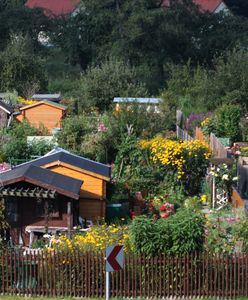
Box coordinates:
[67,200,73,238]
[44,200,49,233]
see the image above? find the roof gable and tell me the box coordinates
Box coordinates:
[20,100,67,111]
[113,97,161,104]
[0,100,14,114]
[14,149,111,180]
[25,0,80,17]
[0,165,82,200]
[194,0,223,12]
[31,94,61,103]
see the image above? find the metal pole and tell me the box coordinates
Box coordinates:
[106,271,110,300]
[212,175,216,209]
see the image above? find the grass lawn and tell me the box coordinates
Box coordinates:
[1,297,248,300]
[0,295,96,300]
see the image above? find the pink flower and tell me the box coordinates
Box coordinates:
[97,123,108,132]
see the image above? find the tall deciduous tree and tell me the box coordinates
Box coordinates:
[50,0,248,94]
[78,59,148,112]
[161,48,248,114]
[0,35,48,96]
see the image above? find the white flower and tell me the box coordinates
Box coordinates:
[233,176,238,181]
[222,174,229,180]
[223,164,228,169]
[217,168,220,172]
[210,167,215,171]
[43,234,51,239]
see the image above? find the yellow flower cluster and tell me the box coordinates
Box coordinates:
[139,137,211,179]
[200,194,208,203]
[48,224,131,253]
[201,117,210,127]
[17,96,37,105]
[152,196,164,209]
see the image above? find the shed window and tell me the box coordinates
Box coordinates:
[5,197,18,223]
[36,199,60,218]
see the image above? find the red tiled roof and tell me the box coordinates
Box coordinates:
[25,0,80,17]
[163,0,223,13]
[193,0,223,12]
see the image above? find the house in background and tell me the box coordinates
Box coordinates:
[113,97,161,113]
[0,101,14,127]
[15,100,67,134]
[0,148,111,247]
[25,0,80,17]
[162,0,229,14]
[31,94,61,103]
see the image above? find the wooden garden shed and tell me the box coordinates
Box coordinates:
[11,148,111,222]
[15,101,66,134]
[0,164,83,246]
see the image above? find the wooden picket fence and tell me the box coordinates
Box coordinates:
[0,250,247,299]
[176,125,194,141]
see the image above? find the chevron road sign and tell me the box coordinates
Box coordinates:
[106,245,124,272]
[105,245,124,300]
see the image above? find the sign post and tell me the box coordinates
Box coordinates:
[106,271,110,300]
[106,245,124,300]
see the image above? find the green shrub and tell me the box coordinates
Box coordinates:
[129,209,205,256]
[234,218,248,253]
[129,216,171,256]
[168,209,205,254]
[207,104,242,142]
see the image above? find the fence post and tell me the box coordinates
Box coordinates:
[212,175,216,209]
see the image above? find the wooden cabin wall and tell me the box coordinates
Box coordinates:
[9,197,70,246]
[15,114,24,122]
[19,104,64,133]
[48,165,106,199]
[47,165,107,220]
[79,198,106,220]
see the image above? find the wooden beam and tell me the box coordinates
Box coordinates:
[67,201,72,238]
[0,187,57,199]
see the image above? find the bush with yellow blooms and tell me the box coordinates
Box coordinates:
[48,224,131,253]
[17,96,37,106]
[139,137,211,195]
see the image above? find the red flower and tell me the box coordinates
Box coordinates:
[160,204,166,211]
[130,211,136,219]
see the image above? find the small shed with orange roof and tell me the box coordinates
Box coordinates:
[15,101,67,134]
